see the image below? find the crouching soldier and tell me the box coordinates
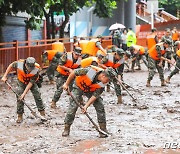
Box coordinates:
[129,45,148,71]
[42,42,65,84]
[62,65,114,137]
[50,47,82,108]
[1,57,45,123]
[99,48,130,104]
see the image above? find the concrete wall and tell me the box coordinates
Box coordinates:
[70,0,136,38]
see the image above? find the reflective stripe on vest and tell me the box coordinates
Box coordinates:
[75,66,107,92]
[148,43,165,60]
[57,52,81,76]
[17,60,39,84]
[104,54,124,68]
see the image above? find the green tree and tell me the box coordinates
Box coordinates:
[159,0,180,17]
[0,0,119,40]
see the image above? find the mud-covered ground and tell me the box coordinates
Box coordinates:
[0,65,180,154]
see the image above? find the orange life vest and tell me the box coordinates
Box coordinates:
[17,60,40,84]
[132,45,145,55]
[172,32,179,41]
[104,53,124,68]
[176,49,180,57]
[81,56,99,68]
[45,50,59,61]
[84,39,99,56]
[52,42,65,52]
[79,40,89,54]
[75,65,107,92]
[148,43,166,60]
[147,34,157,50]
[56,52,81,76]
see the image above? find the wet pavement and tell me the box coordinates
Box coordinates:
[0,66,180,153]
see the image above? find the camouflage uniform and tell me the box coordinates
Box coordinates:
[52,53,79,103]
[101,55,124,97]
[161,35,173,69]
[147,45,165,81]
[42,52,63,81]
[131,52,148,70]
[168,55,180,79]
[12,62,45,114]
[64,67,106,125]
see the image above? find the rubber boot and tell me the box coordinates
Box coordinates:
[165,77,170,83]
[39,110,45,116]
[16,114,23,123]
[146,80,151,87]
[99,123,108,138]
[117,96,122,104]
[62,124,71,137]
[50,101,56,109]
[106,85,110,92]
[49,80,55,85]
[161,80,166,86]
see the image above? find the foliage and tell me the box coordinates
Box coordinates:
[159,0,180,16]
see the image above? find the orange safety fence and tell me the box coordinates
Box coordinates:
[0,36,112,74]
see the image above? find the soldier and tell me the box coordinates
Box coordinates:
[42,42,66,84]
[62,65,115,138]
[50,47,82,109]
[161,28,173,70]
[129,45,148,71]
[172,27,179,43]
[1,57,45,123]
[146,39,171,87]
[100,48,130,104]
[146,28,159,50]
[81,35,107,59]
[166,41,180,83]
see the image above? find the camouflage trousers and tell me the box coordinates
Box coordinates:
[111,78,122,96]
[168,57,180,79]
[163,51,172,69]
[46,59,59,81]
[131,55,148,69]
[147,56,164,81]
[64,87,106,125]
[52,75,73,103]
[16,81,45,114]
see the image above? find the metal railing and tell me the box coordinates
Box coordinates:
[0,36,112,74]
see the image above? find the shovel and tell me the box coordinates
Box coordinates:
[5,81,46,121]
[67,89,109,137]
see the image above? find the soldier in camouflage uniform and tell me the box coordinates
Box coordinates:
[166,41,180,83]
[50,47,82,108]
[161,28,173,70]
[42,50,64,84]
[1,57,45,123]
[62,66,115,138]
[100,48,131,104]
[146,40,171,87]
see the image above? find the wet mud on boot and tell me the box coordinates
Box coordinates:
[16,114,23,123]
[62,124,71,137]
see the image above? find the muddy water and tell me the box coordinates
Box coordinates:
[0,66,180,153]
